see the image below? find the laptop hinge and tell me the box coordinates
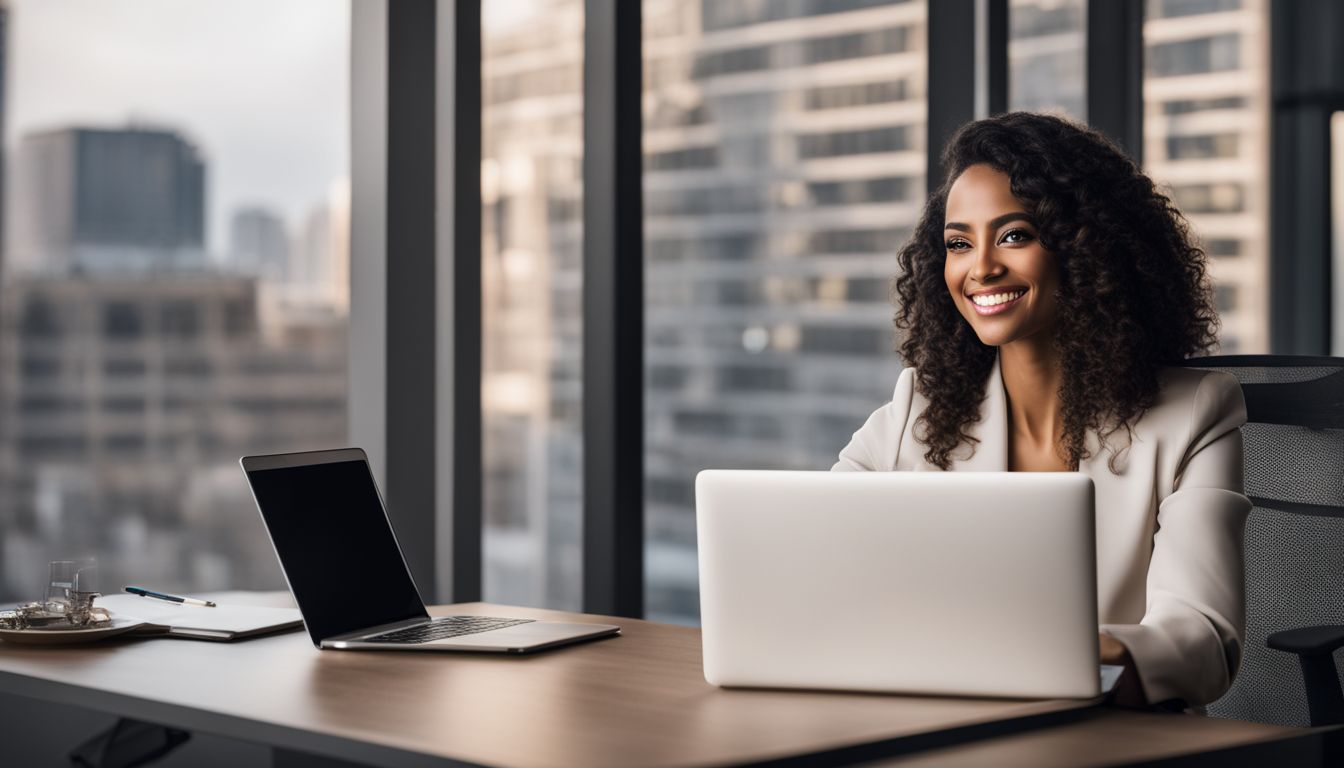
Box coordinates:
[323,616,431,644]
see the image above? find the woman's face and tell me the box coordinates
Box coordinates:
[942,163,1059,348]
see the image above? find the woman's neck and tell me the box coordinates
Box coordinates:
[999,337,1064,447]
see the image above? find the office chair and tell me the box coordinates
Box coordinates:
[1181,355,1344,727]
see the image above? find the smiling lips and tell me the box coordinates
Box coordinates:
[968,288,1026,316]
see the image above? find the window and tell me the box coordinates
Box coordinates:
[0,1,350,602]
[1009,0,1086,120]
[1147,34,1240,78]
[1144,0,1269,352]
[1152,0,1242,19]
[481,0,584,611]
[1165,133,1240,160]
[643,0,920,624]
[1169,182,1245,213]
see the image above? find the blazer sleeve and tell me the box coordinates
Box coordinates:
[832,367,916,472]
[1101,371,1252,707]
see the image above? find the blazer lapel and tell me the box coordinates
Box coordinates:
[949,354,1010,471]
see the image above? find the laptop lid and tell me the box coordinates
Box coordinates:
[696,470,1100,699]
[241,448,429,646]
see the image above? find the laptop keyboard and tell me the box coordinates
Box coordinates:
[365,616,535,644]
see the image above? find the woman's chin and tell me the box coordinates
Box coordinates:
[970,328,1015,347]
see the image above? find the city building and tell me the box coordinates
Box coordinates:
[641,0,921,621]
[481,0,585,610]
[229,206,290,283]
[8,126,207,275]
[482,0,922,620]
[1143,0,1269,353]
[0,119,349,603]
[0,273,347,602]
[1009,0,1270,353]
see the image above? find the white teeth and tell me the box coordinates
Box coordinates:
[971,290,1025,307]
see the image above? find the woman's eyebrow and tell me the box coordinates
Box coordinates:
[943,212,1037,232]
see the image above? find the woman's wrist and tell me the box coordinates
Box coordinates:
[1098,632,1132,666]
[1099,632,1148,706]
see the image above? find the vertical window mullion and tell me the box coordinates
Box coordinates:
[1086,0,1144,162]
[583,0,644,618]
[928,0,1008,193]
[439,0,483,603]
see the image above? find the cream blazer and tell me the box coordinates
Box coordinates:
[833,356,1250,707]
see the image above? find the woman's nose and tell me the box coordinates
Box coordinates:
[970,245,1007,283]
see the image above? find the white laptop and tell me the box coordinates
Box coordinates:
[696,470,1105,699]
[241,448,619,653]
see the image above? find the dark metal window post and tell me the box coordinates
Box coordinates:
[1086,0,1144,162]
[583,0,645,618]
[356,0,483,605]
[385,0,441,602]
[1270,0,1340,354]
[440,0,484,602]
[927,0,1007,194]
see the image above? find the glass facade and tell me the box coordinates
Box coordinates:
[1144,0,1269,353]
[1009,0,1086,120]
[481,0,584,610]
[0,0,350,602]
[642,0,924,624]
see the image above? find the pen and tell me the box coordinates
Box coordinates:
[125,586,216,607]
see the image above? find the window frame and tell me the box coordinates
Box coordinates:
[368,0,1333,617]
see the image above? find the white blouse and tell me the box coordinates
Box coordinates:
[833,356,1251,706]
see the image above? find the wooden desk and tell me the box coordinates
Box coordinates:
[0,602,1328,767]
[872,708,1333,766]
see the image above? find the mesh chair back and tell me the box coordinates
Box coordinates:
[1182,356,1344,726]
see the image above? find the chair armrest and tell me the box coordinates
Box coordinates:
[1267,625,1344,656]
[1267,626,1344,726]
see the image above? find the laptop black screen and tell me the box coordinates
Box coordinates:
[246,459,428,644]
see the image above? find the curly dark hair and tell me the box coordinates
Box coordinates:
[894,112,1219,471]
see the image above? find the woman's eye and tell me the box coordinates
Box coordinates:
[1000,229,1035,245]
[945,238,970,251]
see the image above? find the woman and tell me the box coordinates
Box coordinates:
[834,112,1249,709]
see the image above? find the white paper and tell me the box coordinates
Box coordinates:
[96,593,301,635]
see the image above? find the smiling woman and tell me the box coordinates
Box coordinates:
[943,166,1060,346]
[834,112,1251,712]
[894,113,1219,472]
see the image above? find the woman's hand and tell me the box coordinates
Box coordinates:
[1100,633,1147,707]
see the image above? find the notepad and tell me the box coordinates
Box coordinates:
[96,594,303,642]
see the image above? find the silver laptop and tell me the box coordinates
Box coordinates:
[241,448,619,653]
[696,470,1103,698]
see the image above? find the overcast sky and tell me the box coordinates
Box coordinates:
[6,0,350,254]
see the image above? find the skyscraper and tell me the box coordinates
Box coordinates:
[9,127,207,274]
[229,207,290,282]
[1144,0,1268,353]
[0,272,349,601]
[641,0,920,620]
